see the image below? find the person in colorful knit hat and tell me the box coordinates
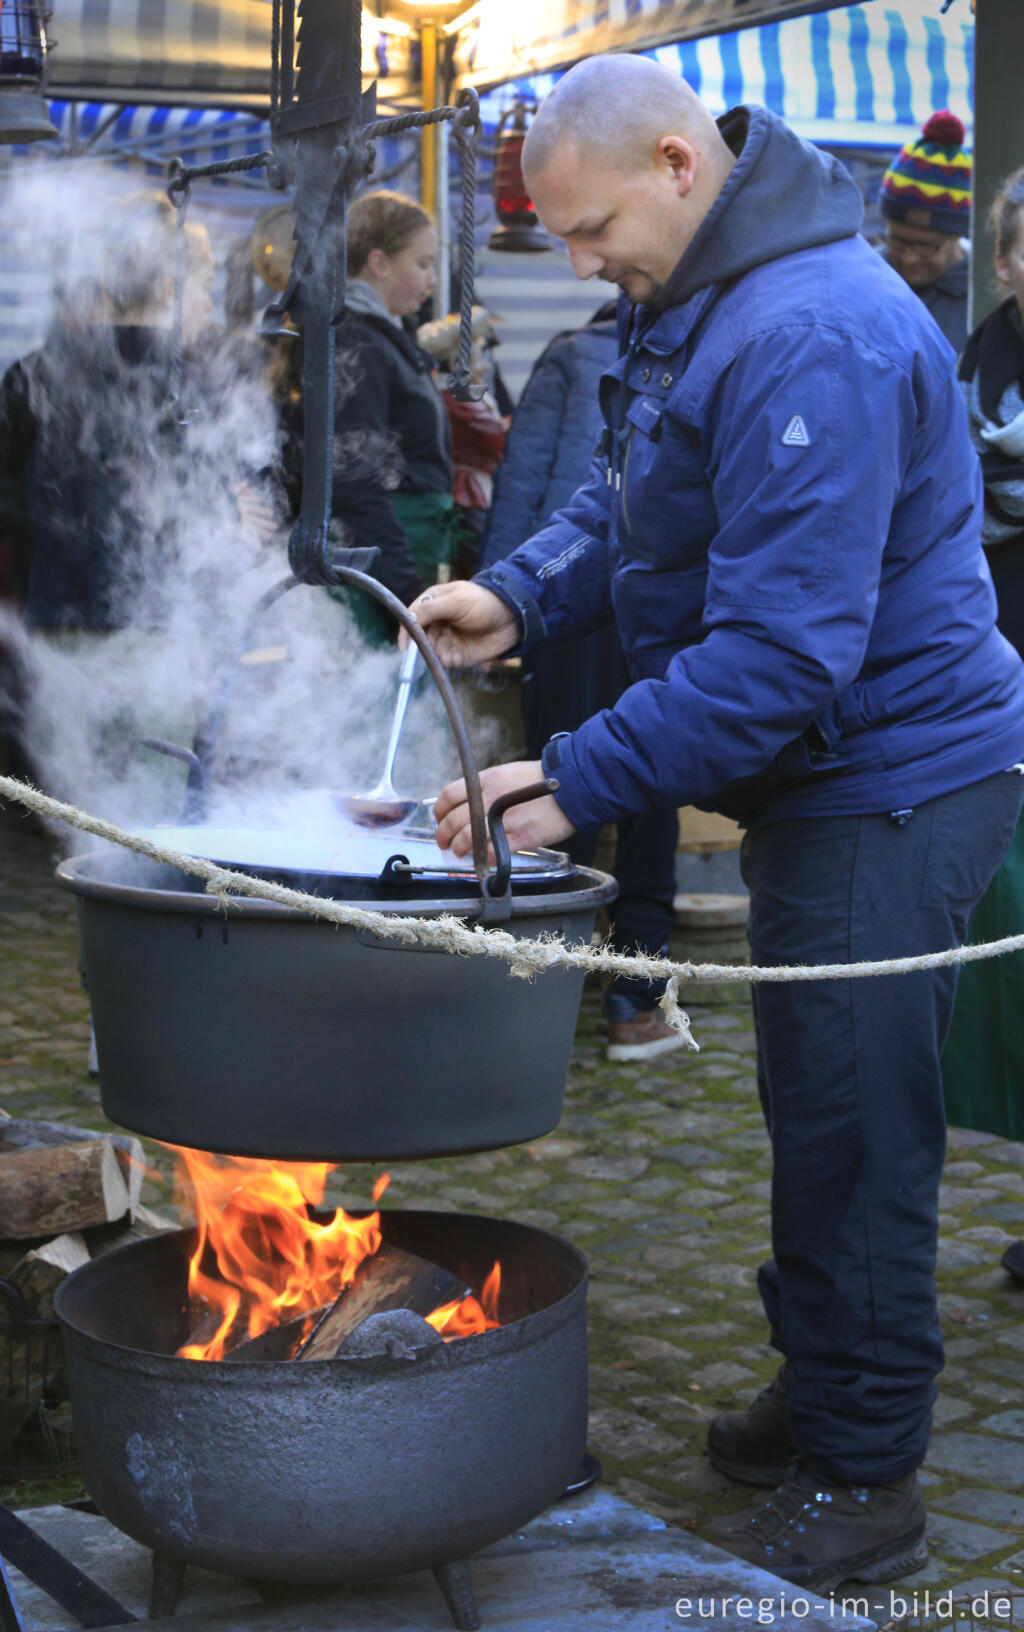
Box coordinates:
[880,110,972,351]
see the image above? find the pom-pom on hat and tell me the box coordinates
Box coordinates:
[881,111,972,236]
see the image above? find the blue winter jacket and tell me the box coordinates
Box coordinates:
[476,106,1024,830]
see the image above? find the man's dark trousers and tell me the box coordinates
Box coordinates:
[741,770,1024,1483]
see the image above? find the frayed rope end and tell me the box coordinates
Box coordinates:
[659,977,700,1053]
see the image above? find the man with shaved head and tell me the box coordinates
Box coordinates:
[411,55,1024,1587]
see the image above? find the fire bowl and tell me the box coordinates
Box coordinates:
[56,849,616,1161]
[55,1210,588,1585]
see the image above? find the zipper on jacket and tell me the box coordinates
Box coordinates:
[595,426,613,486]
[620,426,637,534]
[610,320,644,497]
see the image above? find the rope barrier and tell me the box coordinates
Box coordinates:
[5,773,1024,1057]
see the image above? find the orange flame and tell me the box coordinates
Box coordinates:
[426,1260,501,1338]
[173,1149,388,1361]
[169,1149,501,1360]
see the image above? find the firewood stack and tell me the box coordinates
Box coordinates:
[0,1113,175,1458]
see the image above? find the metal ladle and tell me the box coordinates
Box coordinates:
[341,641,422,828]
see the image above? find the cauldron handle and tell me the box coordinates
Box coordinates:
[184,562,492,888]
[327,563,491,888]
[480,778,560,924]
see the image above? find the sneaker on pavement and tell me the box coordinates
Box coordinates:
[706,1464,928,1591]
[707,1365,796,1486]
[605,997,687,1063]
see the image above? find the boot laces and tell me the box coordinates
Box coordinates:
[746,1476,834,1546]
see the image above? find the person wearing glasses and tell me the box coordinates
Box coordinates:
[879,111,971,353]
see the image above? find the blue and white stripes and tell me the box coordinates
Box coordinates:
[471,1,974,152]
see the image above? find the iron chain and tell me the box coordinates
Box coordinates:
[448,88,483,402]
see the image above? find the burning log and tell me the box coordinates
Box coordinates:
[217,1245,460,1363]
[169,1154,498,1364]
[220,1314,306,1363]
[0,1141,130,1240]
[295,1245,460,1360]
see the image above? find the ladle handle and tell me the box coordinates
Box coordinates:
[378,641,421,793]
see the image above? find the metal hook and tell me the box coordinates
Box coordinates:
[166,156,189,205]
[452,86,482,149]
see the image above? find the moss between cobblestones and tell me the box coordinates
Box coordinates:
[2,809,1024,1596]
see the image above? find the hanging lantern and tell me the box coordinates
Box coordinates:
[488,99,550,254]
[0,0,58,143]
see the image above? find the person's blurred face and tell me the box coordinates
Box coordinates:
[883,216,965,291]
[367,225,438,318]
[526,138,703,305]
[995,208,1024,323]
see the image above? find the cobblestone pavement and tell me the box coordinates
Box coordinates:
[2,802,1024,1614]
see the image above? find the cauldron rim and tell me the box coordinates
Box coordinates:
[56,849,617,921]
[55,1209,589,1377]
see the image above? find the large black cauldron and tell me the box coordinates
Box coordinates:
[56,568,616,1161]
[58,841,613,1160]
[55,1212,587,1586]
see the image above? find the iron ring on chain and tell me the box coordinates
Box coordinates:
[166,157,189,205]
[452,87,481,150]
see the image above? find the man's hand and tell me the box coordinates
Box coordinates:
[434,761,576,858]
[405,582,518,669]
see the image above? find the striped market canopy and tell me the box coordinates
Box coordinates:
[40,1,974,179]
[43,0,973,144]
[11,1,973,400]
[470,0,974,151]
[45,2,415,109]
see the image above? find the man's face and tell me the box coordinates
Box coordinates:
[526,142,701,305]
[883,215,965,291]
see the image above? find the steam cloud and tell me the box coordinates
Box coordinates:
[0,164,511,854]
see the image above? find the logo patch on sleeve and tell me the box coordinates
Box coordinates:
[782,414,810,447]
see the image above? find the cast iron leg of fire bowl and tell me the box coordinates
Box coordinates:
[432,1560,481,1630]
[147,1549,479,1628]
[149,1552,186,1618]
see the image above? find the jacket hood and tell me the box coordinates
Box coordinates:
[344,278,401,326]
[650,105,864,314]
[340,292,435,375]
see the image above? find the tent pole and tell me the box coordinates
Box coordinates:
[420,20,438,213]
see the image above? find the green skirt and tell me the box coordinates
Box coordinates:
[942,808,1024,1139]
[336,492,457,646]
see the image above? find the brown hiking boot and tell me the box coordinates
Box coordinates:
[606,1006,688,1062]
[706,1464,928,1590]
[707,1366,796,1486]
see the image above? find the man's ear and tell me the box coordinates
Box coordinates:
[657,134,698,198]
